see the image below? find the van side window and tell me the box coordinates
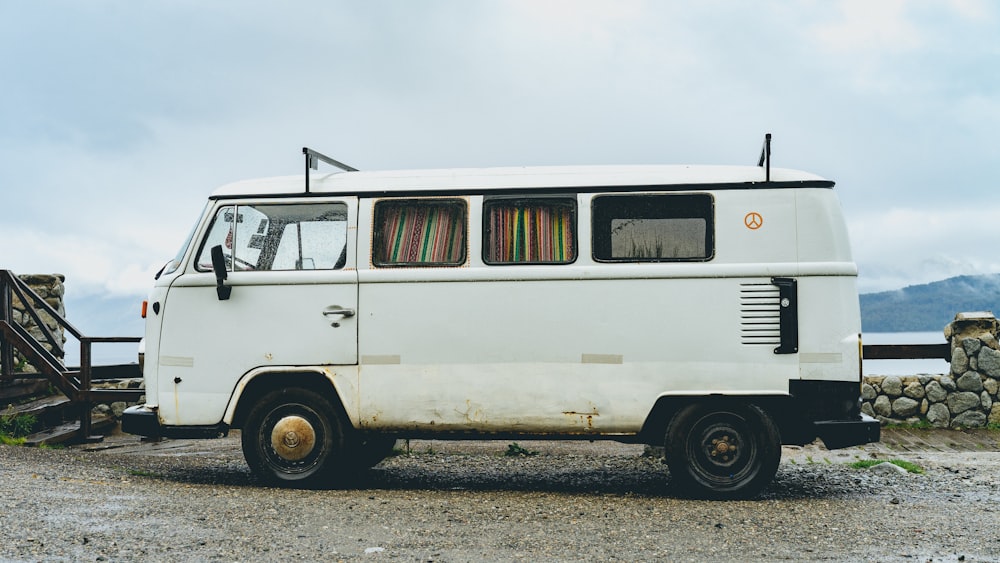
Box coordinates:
[195,203,349,271]
[591,194,714,262]
[483,197,576,264]
[373,199,467,267]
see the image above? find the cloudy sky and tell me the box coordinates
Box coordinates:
[2,0,999,304]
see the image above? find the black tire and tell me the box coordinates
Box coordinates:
[664,402,781,500]
[241,387,345,487]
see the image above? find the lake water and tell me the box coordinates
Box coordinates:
[863,331,951,376]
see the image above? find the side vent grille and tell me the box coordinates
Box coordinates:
[740,283,781,346]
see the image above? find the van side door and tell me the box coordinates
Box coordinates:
[155,198,358,426]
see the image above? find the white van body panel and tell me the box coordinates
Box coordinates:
[135,164,863,438]
[355,275,797,433]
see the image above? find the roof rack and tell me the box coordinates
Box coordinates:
[302,147,358,194]
[756,133,771,182]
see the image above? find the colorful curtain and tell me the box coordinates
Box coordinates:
[486,202,574,263]
[377,202,466,264]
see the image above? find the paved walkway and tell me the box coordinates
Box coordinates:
[872,427,999,453]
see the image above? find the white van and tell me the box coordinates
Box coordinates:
[123,146,879,499]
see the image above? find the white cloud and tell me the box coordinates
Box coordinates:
[812,0,923,54]
[2,0,999,301]
[849,206,1000,293]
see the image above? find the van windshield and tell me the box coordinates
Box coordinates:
[194,202,349,271]
[159,205,207,278]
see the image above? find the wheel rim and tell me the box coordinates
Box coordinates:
[685,411,759,488]
[259,404,327,476]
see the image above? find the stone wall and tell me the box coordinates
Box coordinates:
[2,274,66,382]
[862,313,1000,428]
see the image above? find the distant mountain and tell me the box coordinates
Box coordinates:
[861,274,1000,332]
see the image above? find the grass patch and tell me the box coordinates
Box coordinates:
[504,442,538,457]
[127,468,160,478]
[850,459,924,474]
[884,419,933,430]
[0,411,37,445]
[1,435,27,446]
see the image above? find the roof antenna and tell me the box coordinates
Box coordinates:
[302,147,358,194]
[756,133,771,182]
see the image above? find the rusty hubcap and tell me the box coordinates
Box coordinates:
[270,415,317,461]
[708,435,738,463]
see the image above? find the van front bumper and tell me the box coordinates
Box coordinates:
[121,405,161,437]
[813,414,880,450]
[121,405,228,439]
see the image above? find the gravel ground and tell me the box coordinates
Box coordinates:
[1,433,999,562]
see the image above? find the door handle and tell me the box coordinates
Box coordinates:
[323,309,355,318]
[322,308,355,327]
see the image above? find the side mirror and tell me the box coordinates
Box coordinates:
[210,245,232,301]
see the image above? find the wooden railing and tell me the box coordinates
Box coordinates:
[862,343,951,361]
[0,270,143,441]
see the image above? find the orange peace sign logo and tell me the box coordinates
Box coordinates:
[744,212,763,230]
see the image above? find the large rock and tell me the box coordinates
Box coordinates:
[869,462,909,475]
[926,403,951,428]
[940,376,957,391]
[951,410,987,429]
[962,337,982,357]
[861,383,877,401]
[925,381,948,403]
[982,391,993,412]
[873,395,892,418]
[956,371,984,393]
[990,404,1000,426]
[979,347,1000,379]
[881,376,903,397]
[980,332,999,351]
[903,381,925,399]
[951,347,969,375]
[947,392,981,415]
[891,397,920,418]
[984,378,999,396]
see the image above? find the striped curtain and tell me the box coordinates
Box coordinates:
[376,201,466,265]
[486,202,574,263]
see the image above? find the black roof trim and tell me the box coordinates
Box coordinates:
[209,179,835,201]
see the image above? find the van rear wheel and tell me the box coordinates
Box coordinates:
[664,403,780,500]
[242,388,345,487]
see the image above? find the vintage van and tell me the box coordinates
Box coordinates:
[123,145,879,499]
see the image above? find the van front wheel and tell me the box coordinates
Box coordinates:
[664,403,780,500]
[242,388,345,487]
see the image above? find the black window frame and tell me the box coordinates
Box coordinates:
[371,197,469,268]
[482,194,578,266]
[591,193,715,263]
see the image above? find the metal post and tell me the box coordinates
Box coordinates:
[1,272,13,379]
[79,338,92,439]
[757,133,771,182]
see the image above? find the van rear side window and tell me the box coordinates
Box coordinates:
[373,199,467,267]
[483,197,576,265]
[591,194,714,262]
[195,203,348,271]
